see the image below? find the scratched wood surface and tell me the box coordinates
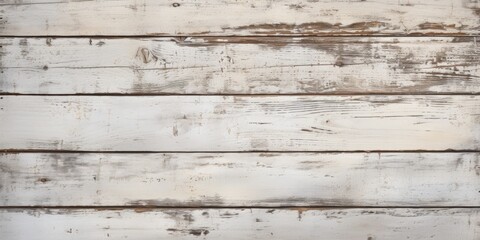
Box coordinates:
[1,95,479,151]
[1,37,480,94]
[1,0,480,36]
[1,152,478,207]
[1,208,478,240]
[1,0,480,239]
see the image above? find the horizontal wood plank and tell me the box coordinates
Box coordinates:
[1,152,479,206]
[0,0,479,36]
[1,95,479,151]
[1,208,478,240]
[1,37,479,94]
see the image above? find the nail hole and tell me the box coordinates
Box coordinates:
[38,177,50,183]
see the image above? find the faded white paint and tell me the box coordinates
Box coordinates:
[0,95,479,151]
[0,0,479,36]
[0,37,479,94]
[1,1,479,238]
[1,208,478,240]
[0,152,478,206]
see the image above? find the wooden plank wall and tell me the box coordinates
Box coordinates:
[0,1,479,239]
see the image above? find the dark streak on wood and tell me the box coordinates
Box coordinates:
[36,177,51,183]
[167,228,210,236]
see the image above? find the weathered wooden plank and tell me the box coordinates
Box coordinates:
[0,0,479,36]
[0,208,478,240]
[1,152,478,206]
[0,95,479,151]
[1,37,479,94]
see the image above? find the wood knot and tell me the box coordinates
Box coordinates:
[172,3,180,7]
[136,47,158,64]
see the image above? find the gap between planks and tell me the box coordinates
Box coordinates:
[1,35,479,38]
[2,150,480,153]
[1,206,479,209]
[2,93,480,96]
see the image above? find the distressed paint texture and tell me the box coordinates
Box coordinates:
[1,37,479,94]
[0,152,479,206]
[0,208,478,240]
[1,1,480,238]
[0,0,479,36]
[0,95,479,151]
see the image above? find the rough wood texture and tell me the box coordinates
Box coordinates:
[1,152,478,207]
[1,37,479,94]
[0,0,479,36]
[1,95,479,151]
[2,0,480,239]
[1,208,478,240]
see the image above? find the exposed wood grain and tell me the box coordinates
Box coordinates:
[2,0,478,237]
[1,208,478,240]
[1,37,479,94]
[0,95,479,151]
[1,152,479,206]
[0,0,479,36]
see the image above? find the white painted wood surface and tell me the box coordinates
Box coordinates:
[2,1,479,238]
[1,208,478,240]
[1,152,478,206]
[0,0,479,36]
[1,37,479,94]
[0,95,479,151]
